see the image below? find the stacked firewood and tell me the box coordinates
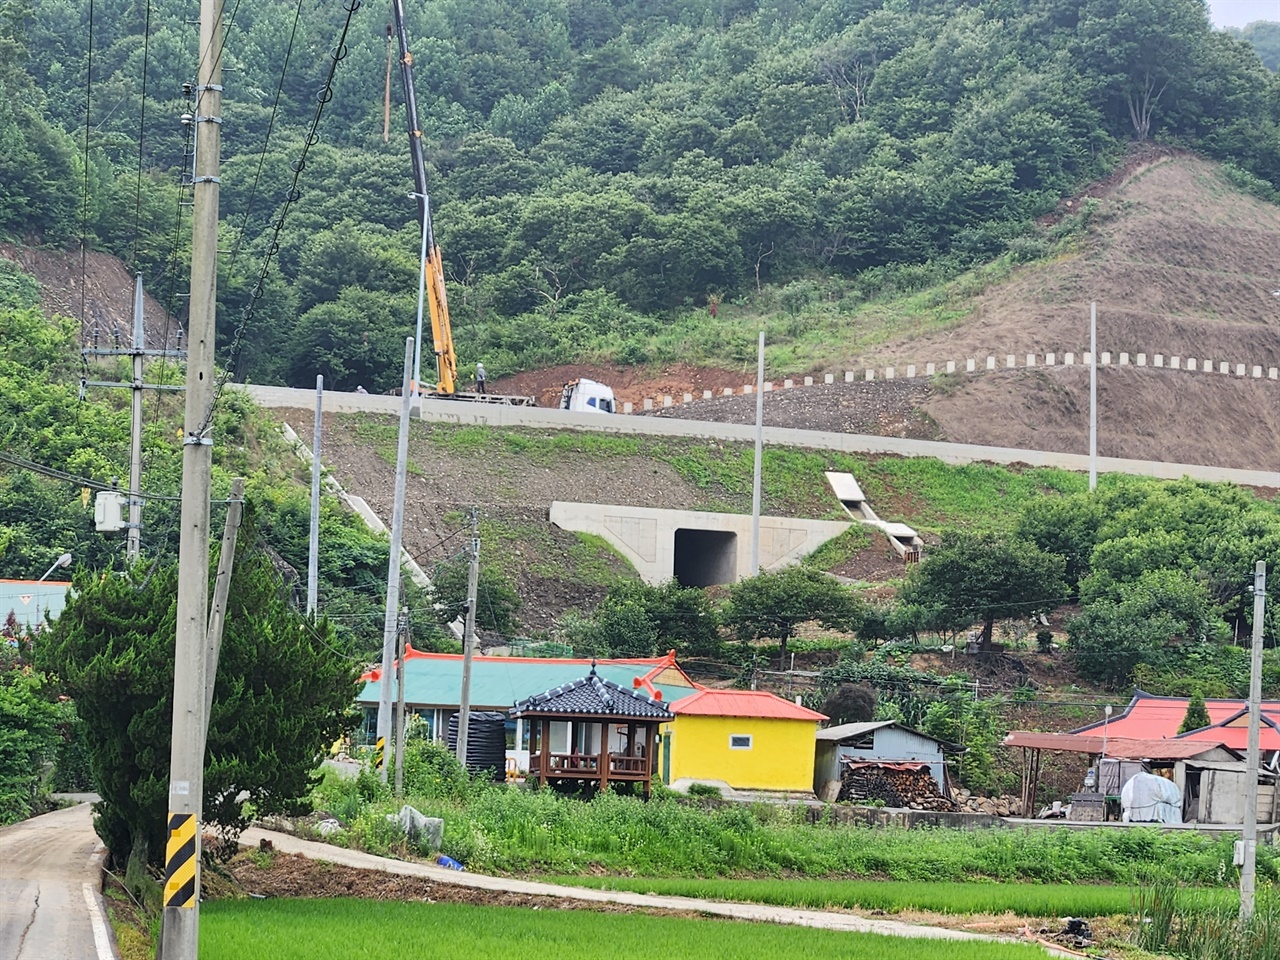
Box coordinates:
[837,764,954,811]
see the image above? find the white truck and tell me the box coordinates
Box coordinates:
[559,378,616,413]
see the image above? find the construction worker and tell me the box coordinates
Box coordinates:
[475,361,487,395]
[355,384,368,394]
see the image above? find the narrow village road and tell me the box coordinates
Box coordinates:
[240,825,1070,955]
[0,803,117,960]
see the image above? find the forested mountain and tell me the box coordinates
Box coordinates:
[2,0,1279,390]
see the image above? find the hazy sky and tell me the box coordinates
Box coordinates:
[1206,0,1279,28]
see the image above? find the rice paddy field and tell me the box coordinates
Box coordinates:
[199,899,1052,960]
[548,876,1238,918]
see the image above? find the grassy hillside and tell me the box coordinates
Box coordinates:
[284,407,1193,634]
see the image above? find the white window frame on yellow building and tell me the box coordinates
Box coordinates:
[729,734,753,750]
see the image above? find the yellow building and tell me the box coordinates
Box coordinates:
[665,689,827,792]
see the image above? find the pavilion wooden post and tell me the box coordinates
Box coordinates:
[539,718,551,788]
[1027,749,1041,818]
[598,720,609,792]
[645,725,657,797]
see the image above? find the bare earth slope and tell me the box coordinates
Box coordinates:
[871,152,1280,366]
[649,153,1280,470]
[0,243,177,346]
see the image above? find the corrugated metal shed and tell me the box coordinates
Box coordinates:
[816,720,896,741]
[814,721,960,795]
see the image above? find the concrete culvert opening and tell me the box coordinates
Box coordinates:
[673,529,737,587]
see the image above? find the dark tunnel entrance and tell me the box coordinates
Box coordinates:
[673,529,737,587]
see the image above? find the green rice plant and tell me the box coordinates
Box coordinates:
[200,899,1052,960]
[549,876,1235,919]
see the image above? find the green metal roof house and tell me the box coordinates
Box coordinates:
[1,579,72,632]
[356,647,700,771]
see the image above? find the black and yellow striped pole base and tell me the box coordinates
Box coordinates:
[374,736,386,771]
[163,812,198,908]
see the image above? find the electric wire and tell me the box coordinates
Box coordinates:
[199,0,364,434]
[151,85,197,426]
[0,450,238,504]
[129,0,154,269]
[78,0,95,342]
[224,0,306,280]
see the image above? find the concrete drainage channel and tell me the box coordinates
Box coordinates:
[277,421,462,639]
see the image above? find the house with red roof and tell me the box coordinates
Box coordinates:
[664,688,827,793]
[1072,690,1280,757]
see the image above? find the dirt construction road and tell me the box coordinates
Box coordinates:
[0,803,116,960]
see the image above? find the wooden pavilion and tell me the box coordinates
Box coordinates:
[511,663,674,796]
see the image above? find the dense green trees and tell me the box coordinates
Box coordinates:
[3,0,1278,381]
[727,565,863,667]
[0,619,60,824]
[900,531,1068,652]
[37,551,359,876]
[564,578,722,659]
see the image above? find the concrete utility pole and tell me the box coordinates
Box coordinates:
[80,276,185,564]
[411,192,430,395]
[1089,301,1097,492]
[201,477,245,760]
[376,339,415,783]
[307,375,323,616]
[750,331,765,576]
[161,0,223,949]
[394,605,408,798]
[456,508,480,766]
[1241,559,1266,921]
[127,276,145,563]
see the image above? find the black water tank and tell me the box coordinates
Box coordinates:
[446,712,507,781]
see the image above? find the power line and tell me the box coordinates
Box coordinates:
[129,0,154,268]
[78,0,95,340]
[224,0,305,280]
[200,0,364,432]
[152,84,197,426]
[0,450,237,504]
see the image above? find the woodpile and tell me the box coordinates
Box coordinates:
[837,763,954,811]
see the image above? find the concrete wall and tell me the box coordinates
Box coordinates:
[239,385,1280,488]
[666,716,820,792]
[549,502,850,585]
[1201,772,1277,824]
[238,384,1280,488]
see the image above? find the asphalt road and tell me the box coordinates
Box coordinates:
[0,803,117,960]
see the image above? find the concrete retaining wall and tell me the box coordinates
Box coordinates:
[550,502,850,584]
[241,386,1280,490]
